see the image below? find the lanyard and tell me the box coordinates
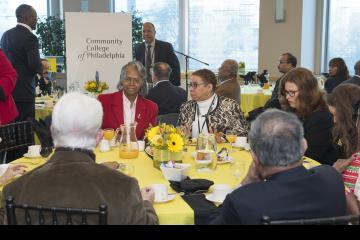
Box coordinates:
[196,95,217,134]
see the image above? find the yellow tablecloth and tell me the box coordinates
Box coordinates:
[34,107,53,145]
[240,85,272,115]
[6,145,320,225]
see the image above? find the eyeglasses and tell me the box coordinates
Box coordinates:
[278,61,289,64]
[284,90,299,97]
[187,83,207,89]
[123,77,141,85]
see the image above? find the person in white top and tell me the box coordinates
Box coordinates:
[178,69,248,141]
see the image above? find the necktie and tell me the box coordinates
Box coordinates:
[146,45,152,83]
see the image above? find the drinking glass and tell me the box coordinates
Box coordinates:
[226,130,237,153]
[230,159,245,181]
[195,133,217,172]
[103,129,115,141]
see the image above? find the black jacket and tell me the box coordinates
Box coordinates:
[208,165,346,225]
[146,81,186,115]
[1,25,42,102]
[135,40,181,86]
[302,109,339,165]
[325,76,347,94]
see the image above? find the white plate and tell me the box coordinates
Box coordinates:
[206,194,225,204]
[145,146,153,157]
[154,194,176,203]
[217,156,234,165]
[23,153,42,159]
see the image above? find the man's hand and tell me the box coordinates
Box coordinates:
[0,164,27,185]
[141,187,155,203]
[241,162,262,186]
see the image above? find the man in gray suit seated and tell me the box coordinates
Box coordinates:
[2,93,159,225]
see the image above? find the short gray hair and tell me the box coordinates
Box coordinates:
[117,61,146,90]
[248,109,304,167]
[51,93,103,151]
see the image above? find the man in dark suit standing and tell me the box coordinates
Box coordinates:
[342,60,360,86]
[147,62,186,115]
[208,109,346,225]
[1,4,42,121]
[135,22,181,88]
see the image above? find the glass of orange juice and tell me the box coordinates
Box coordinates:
[103,128,115,141]
[226,130,237,153]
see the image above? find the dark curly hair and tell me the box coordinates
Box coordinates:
[327,84,360,158]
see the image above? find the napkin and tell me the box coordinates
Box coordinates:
[27,117,53,157]
[169,178,214,195]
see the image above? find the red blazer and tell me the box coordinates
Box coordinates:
[98,91,158,139]
[0,49,18,125]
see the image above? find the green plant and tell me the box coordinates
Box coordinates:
[131,11,143,56]
[36,16,65,57]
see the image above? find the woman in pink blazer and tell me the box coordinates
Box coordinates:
[98,61,158,139]
[0,49,18,125]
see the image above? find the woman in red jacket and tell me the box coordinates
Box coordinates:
[0,49,18,125]
[98,61,158,139]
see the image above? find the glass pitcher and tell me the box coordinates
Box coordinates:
[195,133,217,172]
[118,123,139,159]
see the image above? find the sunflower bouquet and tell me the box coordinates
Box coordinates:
[84,80,109,94]
[146,124,186,153]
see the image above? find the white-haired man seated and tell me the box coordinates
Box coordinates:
[2,93,158,225]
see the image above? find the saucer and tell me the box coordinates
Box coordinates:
[205,194,226,204]
[217,156,234,165]
[23,153,42,159]
[154,194,176,204]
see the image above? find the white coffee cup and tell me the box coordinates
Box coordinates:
[28,145,41,157]
[235,137,247,148]
[212,184,233,202]
[137,141,145,152]
[99,139,111,152]
[151,184,168,202]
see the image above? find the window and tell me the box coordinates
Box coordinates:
[0,0,48,38]
[114,0,260,71]
[326,0,360,74]
[189,0,260,70]
[115,0,179,50]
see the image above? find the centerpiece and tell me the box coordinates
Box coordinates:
[145,124,186,169]
[84,79,109,97]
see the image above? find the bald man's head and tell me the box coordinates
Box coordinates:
[142,22,156,44]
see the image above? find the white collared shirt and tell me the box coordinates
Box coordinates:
[17,23,32,33]
[145,40,156,67]
[123,92,138,125]
[154,79,169,87]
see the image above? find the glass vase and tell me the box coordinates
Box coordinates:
[153,148,170,170]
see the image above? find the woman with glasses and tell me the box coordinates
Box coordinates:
[327,84,360,193]
[279,67,338,165]
[98,61,158,139]
[325,58,350,94]
[178,69,248,139]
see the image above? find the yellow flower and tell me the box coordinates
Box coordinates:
[90,82,97,89]
[152,135,164,147]
[167,133,184,153]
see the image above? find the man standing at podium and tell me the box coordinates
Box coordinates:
[135,22,181,88]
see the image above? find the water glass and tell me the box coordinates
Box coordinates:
[195,134,217,172]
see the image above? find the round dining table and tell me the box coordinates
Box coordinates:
[5,143,320,225]
[240,85,273,115]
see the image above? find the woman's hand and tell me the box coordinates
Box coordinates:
[333,157,354,174]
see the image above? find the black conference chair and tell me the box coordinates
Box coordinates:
[0,121,34,163]
[157,113,180,127]
[261,215,360,225]
[6,196,108,225]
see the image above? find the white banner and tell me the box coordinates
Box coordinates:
[65,12,132,93]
